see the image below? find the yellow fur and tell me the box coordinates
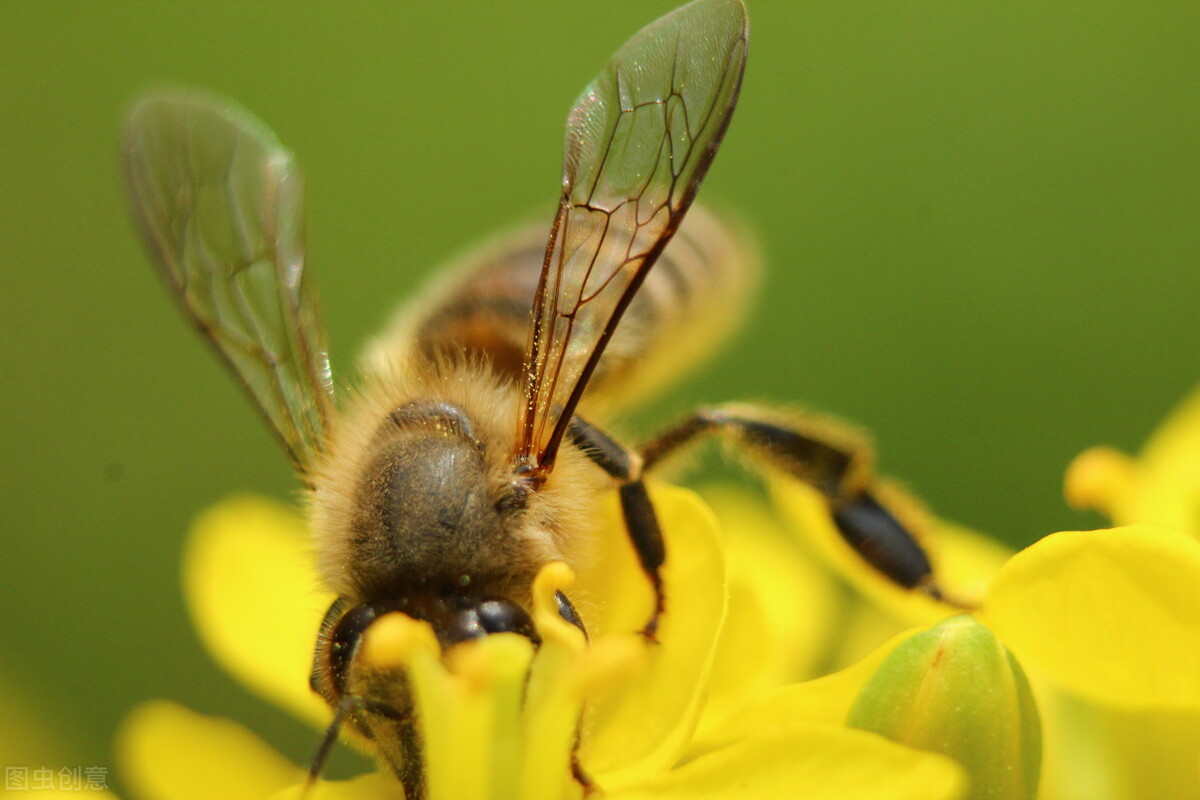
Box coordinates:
[308,350,604,606]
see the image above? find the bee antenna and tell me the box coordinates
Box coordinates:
[303,698,356,796]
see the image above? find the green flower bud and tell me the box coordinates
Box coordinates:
[847,615,1041,800]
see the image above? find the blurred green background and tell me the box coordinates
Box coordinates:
[2,0,1197,787]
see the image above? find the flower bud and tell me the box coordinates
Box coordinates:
[847,615,1041,800]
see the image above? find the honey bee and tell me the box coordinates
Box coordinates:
[124,0,946,795]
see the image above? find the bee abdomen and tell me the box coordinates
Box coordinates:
[403,204,756,411]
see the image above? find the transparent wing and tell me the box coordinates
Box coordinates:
[123,91,333,476]
[517,0,749,472]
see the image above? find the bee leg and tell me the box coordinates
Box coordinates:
[639,404,955,603]
[567,416,665,640]
[570,729,599,796]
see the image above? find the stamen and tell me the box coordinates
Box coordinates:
[1064,446,1136,520]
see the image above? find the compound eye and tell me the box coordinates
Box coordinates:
[327,603,379,696]
[475,598,537,640]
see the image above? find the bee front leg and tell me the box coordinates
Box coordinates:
[566,416,665,640]
[639,403,957,604]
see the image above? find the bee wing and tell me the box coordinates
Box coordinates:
[517,0,749,471]
[123,91,333,476]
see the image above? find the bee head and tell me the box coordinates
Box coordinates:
[312,589,586,695]
[331,399,541,603]
[307,590,585,794]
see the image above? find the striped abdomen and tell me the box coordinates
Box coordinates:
[375,204,757,415]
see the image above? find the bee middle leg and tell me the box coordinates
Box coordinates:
[566,416,666,640]
[568,402,958,643]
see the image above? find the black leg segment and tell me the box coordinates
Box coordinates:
[568,415,639,481]
[567,416,666,637]
[639,403,947,600]
[830,490,932,589]
[642,406,867,494]
[618,481,666,636]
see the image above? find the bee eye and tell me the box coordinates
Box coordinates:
[327,603,378,695]
[475,598,537,640]
[437,598,539,647]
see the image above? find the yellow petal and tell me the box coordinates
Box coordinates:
[351,605,591,800]
[385,615,535,800]
[934,517,1014,607]
[771,477,1003,625]
[983,524,1200,708]
[697,485,841,730]
[522,564,639,800]
[183,495,332,727]
[606,723,966,800]
[115,700,298,800]
[824,596,912,671]
[577,485,726,788]
[570,494,655,640]
[1039,688,1200,800]
[822,519,1014,671]
[687,628,914,758]
[269,772,396,800]
[1065,388,1200,535]
[1129,385,1200,535]
[1064,446,1137,523]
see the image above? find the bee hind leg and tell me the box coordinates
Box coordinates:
[639,404,962,605]
[566,416,665,641]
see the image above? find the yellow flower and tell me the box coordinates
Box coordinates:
[111,385,1200,799]
[116,485,966,800]
[764,387,1200,799]
[1065,383,1200,536]
[1047,385,1200,800]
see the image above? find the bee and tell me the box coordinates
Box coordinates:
[124,0,946,795]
